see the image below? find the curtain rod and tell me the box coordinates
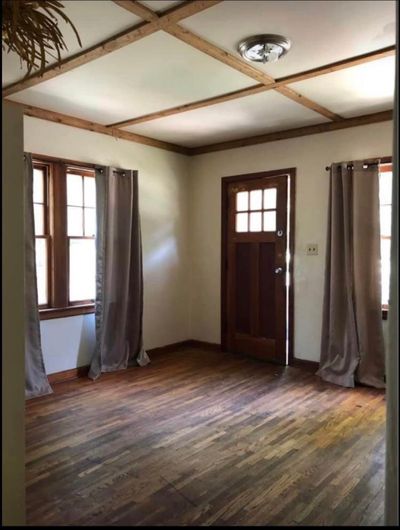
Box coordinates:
[325,162,379,171]
[325,156,392,171]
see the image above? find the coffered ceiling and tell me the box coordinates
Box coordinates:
[2,0,396,155]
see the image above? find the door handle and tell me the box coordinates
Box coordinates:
[275,267,284,275]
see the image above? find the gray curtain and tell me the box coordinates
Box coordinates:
[89,167,149,380]
[317,161,385,388]
[24,153,53,399]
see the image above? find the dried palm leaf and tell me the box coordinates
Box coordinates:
[2,0,82,77]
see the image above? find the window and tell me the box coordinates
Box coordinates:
[32,157,96,319]
[33,165,49,307]
[235,187,277,233]
[379,163,392,316]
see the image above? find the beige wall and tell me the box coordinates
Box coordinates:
[2,102,25,525]
[23,117,394,368]
[24,116,191,372]
[188,121,394,361]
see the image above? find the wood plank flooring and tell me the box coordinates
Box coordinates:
[26,347,386,526]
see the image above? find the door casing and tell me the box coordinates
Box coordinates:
[221,168,296,365]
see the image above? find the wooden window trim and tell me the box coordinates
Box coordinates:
[33,157,96,320]
[39,304,95,320]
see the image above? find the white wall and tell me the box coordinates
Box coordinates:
[188,121,394,361]
[2,102,25,525]
[24,118,394,371]
[25,116,191,373]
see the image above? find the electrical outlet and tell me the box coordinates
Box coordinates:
[306,244,318,255]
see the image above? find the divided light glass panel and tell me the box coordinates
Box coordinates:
[235,187,277,233]
[33,167,48,305]
[67,171,96,303]
[379,169,392,307]
[69,239,96,302]
[35,239,48,305]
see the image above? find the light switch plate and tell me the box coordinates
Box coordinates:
[306,244,318,255]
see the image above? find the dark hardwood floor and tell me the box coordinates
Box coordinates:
[26,347,386,526]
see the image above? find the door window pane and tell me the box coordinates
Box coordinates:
[67,173,83,206]
[236,191,248,212]
[249,212,262,232]
[35,239,47,305]
[68,206,83,236]
[250,189,262,211]
[84,208,96,237]
[264,188,277,209]
[263,211,276,232]
[33,168,44,203]
[236,213,248,232]
[34,204,44,235]
[69,239,96,302]
[84,177,96,207]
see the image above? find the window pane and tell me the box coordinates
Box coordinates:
[380,205,392,237]
[67,173,83,206]
[69,239,96,302]
[84,208,96,237]
[236,191,248,212]
[263,211,276,232]
[381,238,391,306]
[33,168,44,203]
[84,177,96,207]
[264,188,277,209]
[250,189,262,211]
[35,238,47,305]
[236,213,248,232]
[68,206,84,236]
[379,171,392,206]
[34,204,44,235]
[249,211,262,232]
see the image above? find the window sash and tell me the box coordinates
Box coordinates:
[33,158,96,318]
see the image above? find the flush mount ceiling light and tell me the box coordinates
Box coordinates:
[238,34,291,64]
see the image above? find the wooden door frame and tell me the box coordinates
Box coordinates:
[221,168,296,365]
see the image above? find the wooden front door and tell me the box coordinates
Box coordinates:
[222,170,294,365]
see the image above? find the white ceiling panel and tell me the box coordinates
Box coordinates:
[181,0,396,78]
[290,56,395,118]
[8,32,255,125]
[141,1,183,12]
[123,89,330,147]
[2,1,142,86]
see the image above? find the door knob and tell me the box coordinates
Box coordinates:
[275,267,284,275]
[277,230,284,237]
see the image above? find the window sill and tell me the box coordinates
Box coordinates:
[39,304,95,320]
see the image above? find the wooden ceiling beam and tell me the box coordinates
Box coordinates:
[108,45,395,129]
[2,1,222,98]
[190,110,393,155]
[163,25,343,121]
[14,101,393,157]
[113,1,342,121]
[14,102,190,155]
[108,84,269,128]
[113,1,159,22]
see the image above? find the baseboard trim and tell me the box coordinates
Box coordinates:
[47,343,317,384]
[48,365,90,384]
[147,340,193,356]
[291,358,319,372]
[185,340,222,351]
